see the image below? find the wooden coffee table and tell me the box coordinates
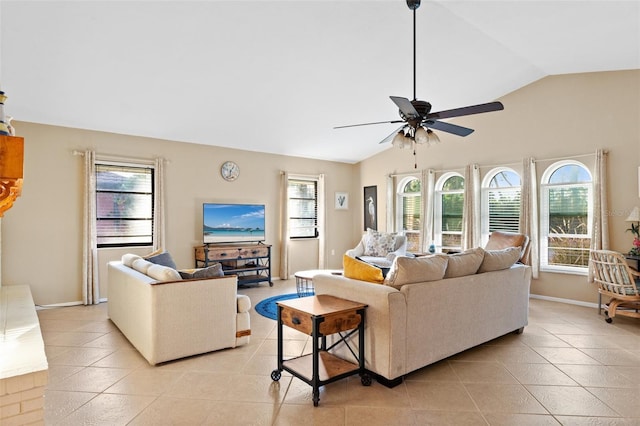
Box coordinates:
[270,294,370,406]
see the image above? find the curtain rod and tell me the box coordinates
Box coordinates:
[72,150,167,165]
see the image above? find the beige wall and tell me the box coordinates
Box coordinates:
[2,70,638,305]
[358,70,640,305]
[1,124,359,305]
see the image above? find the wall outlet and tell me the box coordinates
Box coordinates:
[331,249,335,255]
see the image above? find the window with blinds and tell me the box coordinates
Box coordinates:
[436,174,464,251]
[485,169,521,234]
[540,161,592,271]
[288,178,318,238]
[96,163,154,247]
[398,177,421,252]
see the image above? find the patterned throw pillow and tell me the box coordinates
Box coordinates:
[364,229,397,257]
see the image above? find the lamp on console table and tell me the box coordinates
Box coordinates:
[625,206,640,256]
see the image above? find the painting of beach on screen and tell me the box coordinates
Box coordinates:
[203,203,266,243]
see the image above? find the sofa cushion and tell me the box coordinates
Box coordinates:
[145,251,178,270]
[384,255,448,289]
[478,247,521,273]
[179,263,224,279]
[364,228,397,257]
[343,254,385,284]
[122,253,142,267]
[146,264,182,282]
[132,258,155,275]
[444,247,484,278]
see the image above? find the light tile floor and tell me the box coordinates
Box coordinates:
[38,279,640,425]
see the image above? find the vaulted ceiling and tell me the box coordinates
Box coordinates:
[1,1,638,163]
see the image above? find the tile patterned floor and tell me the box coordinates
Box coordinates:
[38,279,640,425]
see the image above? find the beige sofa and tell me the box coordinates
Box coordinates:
[314,257,531,386]
[107,260,251,365]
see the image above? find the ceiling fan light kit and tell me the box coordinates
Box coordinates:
[335,0,503,157]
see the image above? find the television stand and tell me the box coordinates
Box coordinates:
[194,243,273,287]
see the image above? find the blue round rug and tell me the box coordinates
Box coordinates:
[255,293,300,320]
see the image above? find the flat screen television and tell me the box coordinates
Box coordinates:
[203,203,266,244]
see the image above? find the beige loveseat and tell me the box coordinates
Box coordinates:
[107,259,251,365]
[314,248,531,386]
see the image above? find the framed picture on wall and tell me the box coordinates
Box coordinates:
[335,192,348,210]
[364,185,377,230]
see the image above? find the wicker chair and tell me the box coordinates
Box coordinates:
[590,249,640,323]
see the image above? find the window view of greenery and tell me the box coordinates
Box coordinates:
[546,165,591,268]
[288,179,318,238]
[401,179,421,252]
[488,170,521,233]
[96,164,153,247]
[441,176,464,249]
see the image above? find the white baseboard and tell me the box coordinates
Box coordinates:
[530,293,599,309]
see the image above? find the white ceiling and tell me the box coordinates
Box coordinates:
[1,1,639,163]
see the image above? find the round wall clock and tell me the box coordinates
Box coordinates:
[220,161,240,181]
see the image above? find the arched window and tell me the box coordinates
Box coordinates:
[396,177,421,253]
[435,173,464,252]
[540,161,592,273]
[481,168,521,246]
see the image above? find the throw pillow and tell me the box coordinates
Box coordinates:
[343,254,384,284]
[121,253,142,267]
[478,247,521,273]
[145,251,178,270]
[132,258,155,275]
[363,228,397,257]
[179,263,224,279]
[444,247,485,278]
[384,255,448,289]
[146,264,182,282]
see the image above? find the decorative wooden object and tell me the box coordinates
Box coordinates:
[0,136,24,217]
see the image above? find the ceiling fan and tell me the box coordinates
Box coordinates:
[335,0,504,148]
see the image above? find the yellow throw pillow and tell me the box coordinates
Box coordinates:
[343,254,384,284]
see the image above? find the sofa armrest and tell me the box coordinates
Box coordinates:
[346,238,366,258]
[237,294,251,313]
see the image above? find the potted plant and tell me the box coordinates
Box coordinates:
[627,222,640,256]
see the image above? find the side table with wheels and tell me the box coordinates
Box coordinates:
[270,295,370,406]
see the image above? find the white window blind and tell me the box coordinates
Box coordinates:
[288,178,318,238]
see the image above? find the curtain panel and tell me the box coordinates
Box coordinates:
[82,150,100,305]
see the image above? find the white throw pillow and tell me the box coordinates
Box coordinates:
[121,253,142,267]
[146,264,182,282]
[132,258,154,275]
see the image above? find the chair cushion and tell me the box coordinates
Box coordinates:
[444,247,485,278]
[364,228,397,257]
[384,255,448,289]
[478,247,521,273]
[343,254,385,284]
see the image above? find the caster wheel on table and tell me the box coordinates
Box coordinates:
[271,370,281,381]
[605,317,613,323]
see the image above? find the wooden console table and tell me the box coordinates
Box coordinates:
[270,295,370,406]
[194,243,272,287]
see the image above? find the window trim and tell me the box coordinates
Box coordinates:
[539,160,593,275]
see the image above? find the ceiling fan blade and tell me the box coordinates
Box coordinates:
[425,120,474,137]
[379,125,408,144]
[426,101,504,120]
[334,119,404,129]
[390,96,420,119]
